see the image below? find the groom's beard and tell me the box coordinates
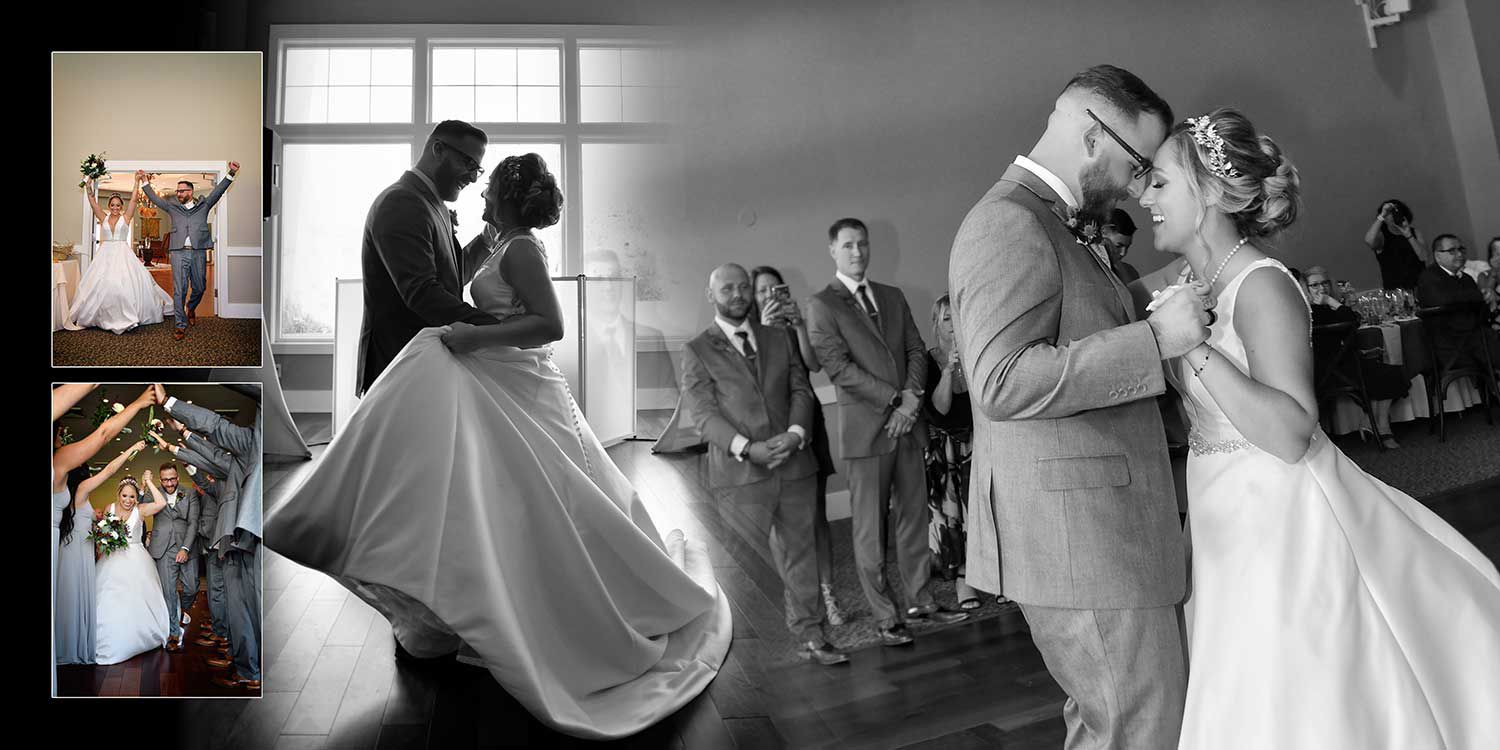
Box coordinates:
[1078,161,1129,229]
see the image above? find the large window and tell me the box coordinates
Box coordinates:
[270,27,670,347]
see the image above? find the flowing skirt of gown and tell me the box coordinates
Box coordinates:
[265,329,731,740]
[1179,431,1500,749]
[94,537,171,664]
[68,239,173,334]
[55,498,97,665]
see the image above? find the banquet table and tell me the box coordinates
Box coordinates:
[1329,317,1483,435]
[52,258,82,332]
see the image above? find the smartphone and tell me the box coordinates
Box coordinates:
[772,284,790,304]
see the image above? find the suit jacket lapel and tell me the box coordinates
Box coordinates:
[400,171,461,289]
[828,281,884,339]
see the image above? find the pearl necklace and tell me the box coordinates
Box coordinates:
[1197,236,1249,289]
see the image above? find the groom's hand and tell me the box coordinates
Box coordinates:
[440,322,482,354]
[227,161,240,177]
[1147,287,1210,360]
[152,383,168,405]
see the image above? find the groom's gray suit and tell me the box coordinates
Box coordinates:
[142,175,234,329]
[146,485,198,640]
[948,164,1187,749]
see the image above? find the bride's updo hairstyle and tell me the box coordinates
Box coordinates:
[493,153,563,230]
[1167,107,1300,241]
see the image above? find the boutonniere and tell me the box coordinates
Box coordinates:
[448,210,459,229]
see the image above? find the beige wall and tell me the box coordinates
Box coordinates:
[52,52,262,250]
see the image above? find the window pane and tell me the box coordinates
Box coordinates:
[474,86,518,122]
[284,48,328,86]
[516,86,560,122]
[369,86,412,122]
[328,48,371,86]
[621,87,658,123]
[516,48,560,86]
[280,143,411,338]
[283,87,328,124]
[475,48,518,85]
[453,142,564,276]
[620,48,656,87]
[582,143,682,296]
[431,85,474,122]
[431,47,472,86]
[579,48,620,86]
[370,49,413,85]
[328,86,371,122]
[580,86,622,122]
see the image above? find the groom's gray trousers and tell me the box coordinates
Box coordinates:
[1019,603,1186,750]
[156,551,199,639]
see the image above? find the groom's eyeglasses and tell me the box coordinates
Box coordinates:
[1085,108,1153,181]
[435,139,485,177]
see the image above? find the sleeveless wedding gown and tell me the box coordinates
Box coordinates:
[265,232,731,740]
[1176,258,1500,749]
[68,214,172,333]
[94,504,171,665]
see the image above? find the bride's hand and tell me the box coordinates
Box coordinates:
[441,322,482,354]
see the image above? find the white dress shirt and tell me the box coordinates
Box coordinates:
[835,271,879,317]
[1014,154,1079,211]
[714,315,806,460]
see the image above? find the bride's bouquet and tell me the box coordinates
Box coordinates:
[88,511,129,557]
[78,152,109,189]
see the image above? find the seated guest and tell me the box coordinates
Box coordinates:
[1416,234,1499,371]
[1101,208,1140,283]
[1364,198,1426,290]
[1305,267,1409,450]
[921,295,995,610]
[749,265,847,626]
[680,264,847,666]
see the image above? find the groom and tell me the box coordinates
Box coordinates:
[146,463,199,652]
[357,119,503,395]
[140,164,239,341]
[948,65,1208,749]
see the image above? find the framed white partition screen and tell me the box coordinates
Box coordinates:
[552,275,636,446]
[332,277,364,434]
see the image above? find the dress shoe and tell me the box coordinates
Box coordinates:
[211,672,260,690]
[164,638,183,653]
[187,309,196,326]
[194,636,219,647]
[173,328,186,341]
[206,656,233,669]
[907,604,970,625]
[799,641,849,666]
[878,625,914,647]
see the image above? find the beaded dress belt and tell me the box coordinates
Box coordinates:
[1187,431,1253,456]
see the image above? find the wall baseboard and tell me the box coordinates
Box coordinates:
[283,389,332,414]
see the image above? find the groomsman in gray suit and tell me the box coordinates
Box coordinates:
[147,463,198,651]
[807,218,966,648]
[139,162,240,341]
[680,264,848,666]
[948,65,1207,749]
[157,384,263,690]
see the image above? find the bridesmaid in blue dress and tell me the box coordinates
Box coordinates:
[56,441,145,664]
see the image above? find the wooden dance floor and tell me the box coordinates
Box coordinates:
[163,413,1497,749]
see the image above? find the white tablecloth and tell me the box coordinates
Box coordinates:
[52,259,82,332]
[1330,321,1482,435]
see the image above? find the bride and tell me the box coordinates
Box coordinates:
[265,153,730,740]
[68,174,173,334]
[95,469,173,666]
[1131,108,1500,748]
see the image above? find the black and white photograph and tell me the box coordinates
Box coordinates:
[51,383,264,697]
[37,0,1500,748]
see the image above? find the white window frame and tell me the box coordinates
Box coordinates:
[267,24,671,354]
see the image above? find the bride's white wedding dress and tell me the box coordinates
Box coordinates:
[265,232,731,740]
[1177,258,1500,749]
[68,215,172,334]
[94,504,171,666]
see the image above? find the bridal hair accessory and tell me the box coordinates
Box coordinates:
[1188,116,1241,179]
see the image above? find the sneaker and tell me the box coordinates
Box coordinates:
[181,612,192,627]
[821,583,847,626]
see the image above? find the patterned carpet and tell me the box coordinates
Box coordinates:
[52,317,261,367]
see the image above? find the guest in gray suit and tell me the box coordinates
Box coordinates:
[947,65,1208,749]
[807,218,967,648]
[146,463,198,650]
[681,264,848,666]
[157,383,262,690]
[139,163,240,340]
